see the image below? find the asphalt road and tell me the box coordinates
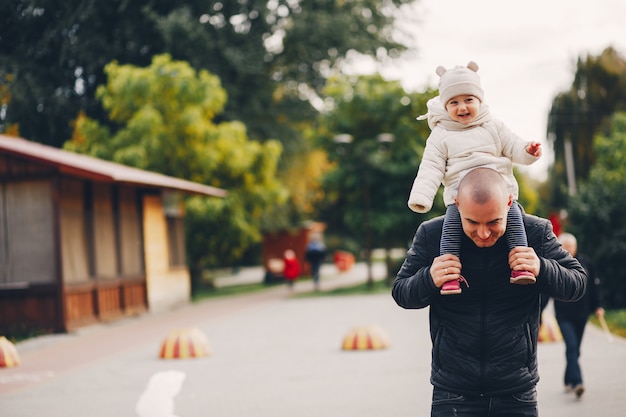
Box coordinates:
[1,264,624,417]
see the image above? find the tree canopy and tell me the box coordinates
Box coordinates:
[65,54,285,268]
[1,0,414,149]
[566,112,626,308]
[0,0,417,239]
[316,74,434,261]
[315,73,541,277]
[546,47,626,210]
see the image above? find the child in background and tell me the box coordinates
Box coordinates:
[283,249,301,291]
[408,61,542,295]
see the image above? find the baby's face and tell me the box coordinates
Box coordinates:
[445,94,481,125]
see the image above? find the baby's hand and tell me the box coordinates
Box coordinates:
[526,142,542,157]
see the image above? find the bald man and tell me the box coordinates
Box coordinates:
[392,167,586,417]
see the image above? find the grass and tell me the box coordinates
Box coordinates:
[191,275,391,301]
[4,325,54,344]
[191,281,281,301]
[589,310,626,338]
[294,278,391,298]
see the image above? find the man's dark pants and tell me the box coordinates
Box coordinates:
[431,386,538,417]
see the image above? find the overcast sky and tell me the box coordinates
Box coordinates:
[374,0,626,180]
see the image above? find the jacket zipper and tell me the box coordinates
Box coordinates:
[479,252,486,395]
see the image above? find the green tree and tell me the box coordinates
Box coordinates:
[546,47,626,210]
[1,0,415,233]
[65,54,285,272]
[316,73,541,283]
[0,0,166,146]
[566,112,626,308]
[0,0,412,153]
[316,74,436,283]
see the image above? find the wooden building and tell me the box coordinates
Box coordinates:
[0,135,227,333]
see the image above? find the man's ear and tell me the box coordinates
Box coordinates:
[455,197,459,208]
[507,194,513,208]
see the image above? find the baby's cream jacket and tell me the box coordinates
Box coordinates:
[408,97,540,213]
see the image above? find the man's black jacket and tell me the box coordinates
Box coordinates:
[392,213,586,396]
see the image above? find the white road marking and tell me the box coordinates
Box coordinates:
[136,370,186,417]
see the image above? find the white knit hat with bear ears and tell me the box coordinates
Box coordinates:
[436,61,484,106]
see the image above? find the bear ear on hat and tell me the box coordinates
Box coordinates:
[436,66,447,77]
[467,61,479,72]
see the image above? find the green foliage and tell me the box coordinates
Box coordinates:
[0,0,164,145]
[0,0,412,148]
[65,54,286,267]
[515,167,540,215]
[1,0,415,235]
[192,281,275,301]
[547,47,626,210]
[567,112,626,308]
[2,324,53,344]
[261,144,334,232]
[601,310,626,338]
[294,279,390,298]
[316,74,437,255]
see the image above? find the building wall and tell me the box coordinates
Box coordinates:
[142,194,190,313]
[60,179,147,330]
[0,143,205,334]
[262,222,327,277]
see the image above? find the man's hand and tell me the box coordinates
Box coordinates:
[430,254,462,288]
[508,247,540,276]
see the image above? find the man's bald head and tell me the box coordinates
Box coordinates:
[457,168,510,206]
[455,168,513,248]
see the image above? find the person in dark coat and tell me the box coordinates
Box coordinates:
[554,232,604,399]
[305,237,326,291]
[392,168,586,417]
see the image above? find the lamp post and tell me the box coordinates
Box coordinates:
[334,133,393,288]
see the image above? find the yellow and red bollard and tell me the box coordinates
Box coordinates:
[538,313,563,343]
[0,336,21,368]
[159,328,211,359]
[341,325,390,351]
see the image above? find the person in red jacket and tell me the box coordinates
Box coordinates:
[283,249,301,291]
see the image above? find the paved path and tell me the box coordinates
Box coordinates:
[1,263,624,416]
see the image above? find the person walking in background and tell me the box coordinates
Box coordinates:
[393,168,586,417]
[554,232,605,399]
[305,236,327,291]
[282,249,301,291]
[408,61,542,295]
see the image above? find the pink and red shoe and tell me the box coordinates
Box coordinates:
[440,275,469,295]
[510,270,536,285]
